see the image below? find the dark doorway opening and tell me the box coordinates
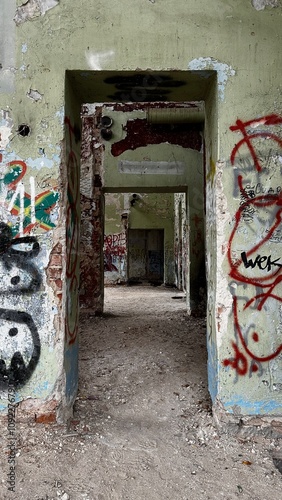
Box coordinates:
[128,229,164,284]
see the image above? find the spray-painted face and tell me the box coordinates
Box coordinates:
[0,223,42,387]
[0,309,40,388]
[0,223,41,294]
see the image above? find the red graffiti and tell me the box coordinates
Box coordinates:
[104,233,126,257]
[224,114,282,376]
[223,341,248,376]
[104,254,118,273]
[232,296,282,363]
[103,233,126,273]
[228,191,282,309]
[64,117,80,345]
[230,114,282,172]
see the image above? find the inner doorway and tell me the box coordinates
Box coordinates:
[80,100,206,314]
[128,228,164,284]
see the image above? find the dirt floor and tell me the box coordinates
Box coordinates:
[1,285,282,500]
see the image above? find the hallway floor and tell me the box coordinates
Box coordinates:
[1,286,282,499]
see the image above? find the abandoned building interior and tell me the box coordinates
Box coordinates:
[1,0,282,453]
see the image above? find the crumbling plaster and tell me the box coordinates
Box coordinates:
[14,0,60,25]
[251,0,280,11]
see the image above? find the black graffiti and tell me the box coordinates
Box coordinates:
[0,222,12,254]
[0,309,41,388]
[241,251,282,272]
[104,73,185,102]
[0,222,41,294]
[0,222,42,387]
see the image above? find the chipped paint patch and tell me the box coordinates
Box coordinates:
[188,57,235,101]
[39,0,59,15]
[0,126,12,150]
[251,0,280,10]
[55,107,65,126]
[85,50,115,70]
[0,111,13,150]
[21,43,28,53]
[25,155,59,170]
[223,395,282,414]
[27,88,43,101]
[14,0,59,25]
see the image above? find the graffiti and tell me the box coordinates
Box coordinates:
[104,254,118,273]
[0,227,41,294]
[104,73,186,102]
[0,154,58,387]
[0,222,41,387]
[104,232,126,256]
[0,309,41,388]
[65,117,80,345]
[241,251,281,272]
[245,182,282,197]
[224,114,282,376]
[0,159,59,237]
[104,233,126,273]
[230,114,282,172]
[0,155,57,384]
[237,180,282,223]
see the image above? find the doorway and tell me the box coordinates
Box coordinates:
[128,228,164,283]
[64,69,218,412]
[79,100,206,313]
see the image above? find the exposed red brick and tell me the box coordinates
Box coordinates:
[35,412,56,424]
[51,242,62,254]
[47,267,62,279]
[48,254,62,267]
[55,279,63,290]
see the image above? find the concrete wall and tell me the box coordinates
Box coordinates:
[0,0,282,424]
